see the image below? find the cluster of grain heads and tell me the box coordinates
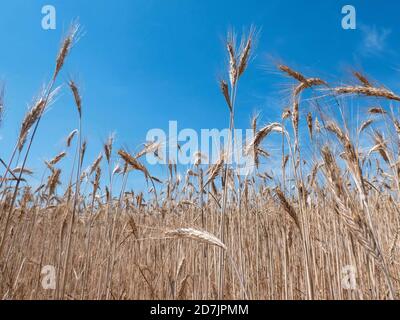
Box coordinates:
[118,149,151,182]
[278,64,325,154]
[0,22,80,260]
[205,152,225,187]
[325,166,396,298]
[47,169,61,197]
[1,24,400,300]
[246,122,283,160]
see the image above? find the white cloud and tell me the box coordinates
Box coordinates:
[360,25,391,55]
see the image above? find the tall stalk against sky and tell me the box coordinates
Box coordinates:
[0,23,80,258]
[218,28,254,299]
[60,78,83,299]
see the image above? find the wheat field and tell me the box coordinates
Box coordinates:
[0,23,400,300]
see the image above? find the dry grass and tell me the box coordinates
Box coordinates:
[1,25,400,300]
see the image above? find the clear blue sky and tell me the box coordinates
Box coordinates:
[0,0,399,189]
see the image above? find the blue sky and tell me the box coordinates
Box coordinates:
[0,0,399,190]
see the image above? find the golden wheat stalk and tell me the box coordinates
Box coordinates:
[49,151,67,166]
[54,23,80,80]
[334,85,400,101]
[165,228,226,250]
[275,188,301,231]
